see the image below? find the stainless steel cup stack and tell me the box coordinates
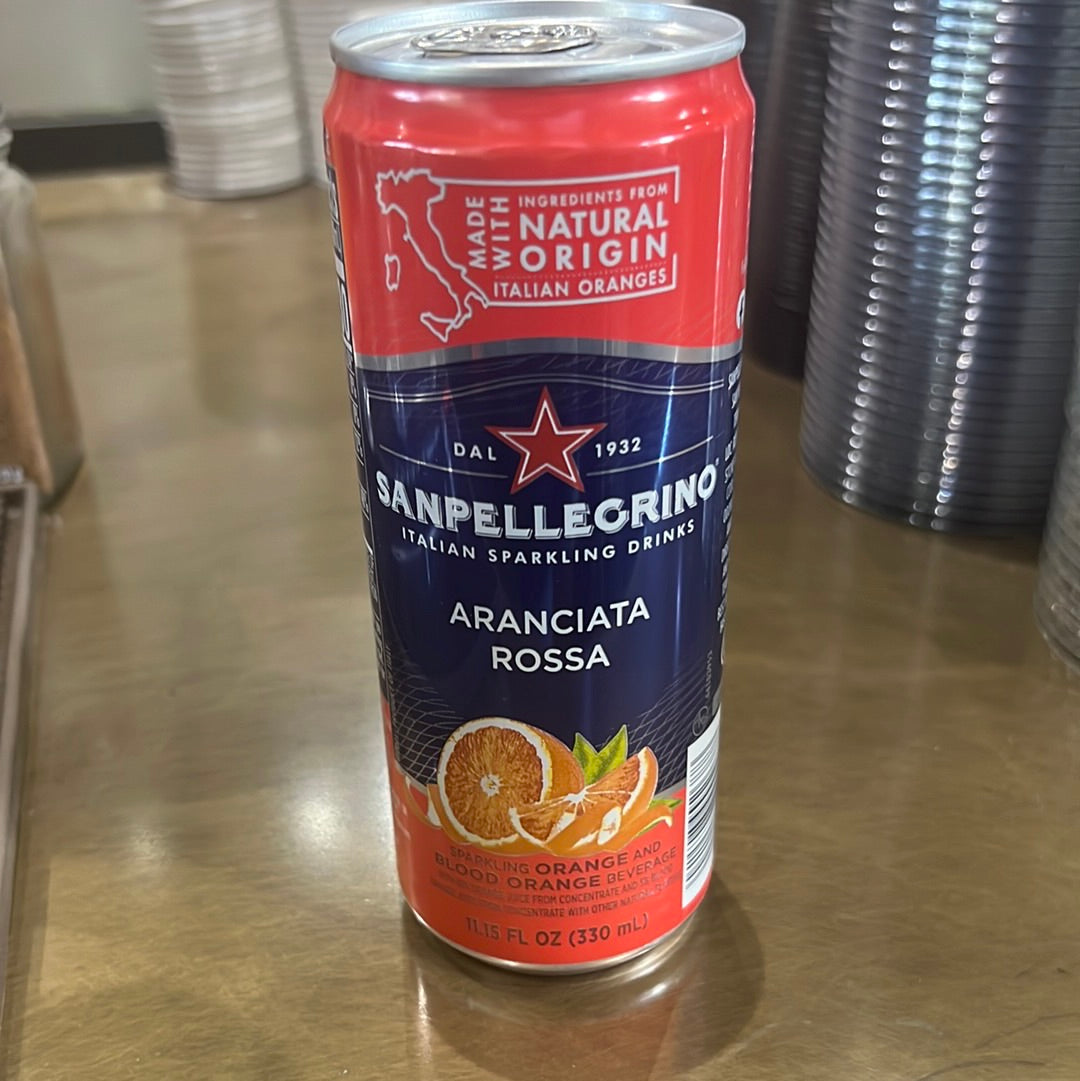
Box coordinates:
[744,0,832,378]
[141,0,306,198]
[709,0,778,100]
[1036,332,1080,670]
[801,0,1080,533]
[282,0,445,184]
[281,0,355,184]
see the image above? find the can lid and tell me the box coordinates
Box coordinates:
[330,1,745,87]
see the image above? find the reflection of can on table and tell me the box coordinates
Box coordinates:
[324,0,753,971]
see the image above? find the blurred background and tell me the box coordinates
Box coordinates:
[2,4,1080,1078]
[4,0,1079,662]
[2,1,154,115]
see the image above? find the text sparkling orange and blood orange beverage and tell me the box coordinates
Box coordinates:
[324,1,753,971]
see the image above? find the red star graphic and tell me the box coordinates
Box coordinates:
[486,388,606,494]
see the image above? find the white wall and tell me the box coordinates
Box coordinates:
[0,0,155,120]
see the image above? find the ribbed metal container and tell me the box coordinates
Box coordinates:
[710,0,777,100]
[282,0,453,184]
[1036,338,1080,671]
[281,0,358,184]
[141,0,306,198]
[801,0,1080,534]
[744,0,831,378]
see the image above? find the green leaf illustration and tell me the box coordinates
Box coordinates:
[572,733,600,776]
[650,798,682,811]
[586,725,628,784]
[634,819,667,839]
[572,727,629,783]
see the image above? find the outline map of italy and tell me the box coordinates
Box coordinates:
[376,169,489,342]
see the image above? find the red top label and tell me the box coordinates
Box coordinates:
[325,67,754,357]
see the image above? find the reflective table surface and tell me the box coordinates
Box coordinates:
[2,173,1078,1081]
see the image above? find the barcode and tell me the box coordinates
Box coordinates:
[682,712,721,907]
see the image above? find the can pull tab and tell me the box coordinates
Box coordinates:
[412,21,598,56]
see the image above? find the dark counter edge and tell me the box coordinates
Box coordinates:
[9,114,166,175]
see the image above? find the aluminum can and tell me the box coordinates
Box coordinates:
[325,0,752,971]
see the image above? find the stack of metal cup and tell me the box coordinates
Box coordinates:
[709,0,777,100]
[744,0,831,378]
[141,0,306,198]
[281,0,354,183]
[801,0,1080,534]
[1036,335,1080,670]
[282,0,444,183]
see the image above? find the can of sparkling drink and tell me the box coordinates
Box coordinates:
[324,0,753,972]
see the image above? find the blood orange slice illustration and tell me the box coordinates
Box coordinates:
[435,718,584,848]
[509,748,658,855]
